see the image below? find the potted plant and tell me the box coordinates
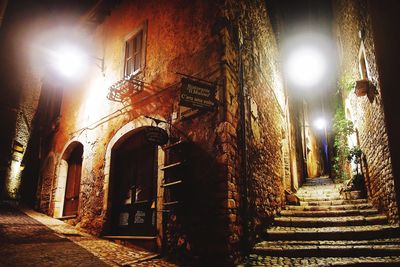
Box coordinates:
[354,79,376,97]
[342,146,365,199]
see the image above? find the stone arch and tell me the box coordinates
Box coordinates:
[103,115,167,242]
[103,115,167,212]
[53,140,84,218]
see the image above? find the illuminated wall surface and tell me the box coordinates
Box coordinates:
[9,0,290,263]
[4,158,22,199]
[333,0,399,223]
[5,0,399,264]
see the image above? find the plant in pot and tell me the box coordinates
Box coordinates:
[342,146,366,199]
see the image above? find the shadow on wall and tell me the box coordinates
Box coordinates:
[163,142,224,266]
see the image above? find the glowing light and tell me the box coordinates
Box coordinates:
[4,159,22,199]
[314,117,327,130]
[286,45,327,88]
[51,45,88,79]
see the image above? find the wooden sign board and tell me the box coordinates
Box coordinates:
[179,78,216,111]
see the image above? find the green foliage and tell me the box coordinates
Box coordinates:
[338,74,355,93]
[331,107,355,181]
[347,146,362,165]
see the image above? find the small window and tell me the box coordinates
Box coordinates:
[124,29,145,77]
[358,42,368,80]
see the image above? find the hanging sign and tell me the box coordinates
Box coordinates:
[145,126,169,145]
[179,78,217,111]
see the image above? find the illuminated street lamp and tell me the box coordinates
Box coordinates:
[283,33,333,90]
[51,45,88,79]
[313,117,327,130]
[285,44,328,89]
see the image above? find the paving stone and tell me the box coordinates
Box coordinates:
[0,202,177,267]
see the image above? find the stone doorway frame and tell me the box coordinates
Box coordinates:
[103,116,167,248]
[53,140,84,218]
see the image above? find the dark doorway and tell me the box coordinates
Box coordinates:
[63,144,83,216]
[110,129,157,236]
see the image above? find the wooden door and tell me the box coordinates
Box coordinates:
[112,139,157,236]
[63,146,83,216]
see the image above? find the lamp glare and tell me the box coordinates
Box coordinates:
[286,46,327,88]
[314,118,327,130]
[53,46,87,79]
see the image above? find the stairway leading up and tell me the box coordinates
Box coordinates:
[244,177,400,266]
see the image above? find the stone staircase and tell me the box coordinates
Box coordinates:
[246,177,400,266]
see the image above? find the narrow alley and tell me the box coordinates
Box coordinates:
[0,0,400,266]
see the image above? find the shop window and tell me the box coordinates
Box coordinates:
[124,23,147,77]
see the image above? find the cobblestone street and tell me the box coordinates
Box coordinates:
[0,202,177,267]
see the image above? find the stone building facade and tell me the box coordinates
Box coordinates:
[19,0,294,264]
[333,0,399,223]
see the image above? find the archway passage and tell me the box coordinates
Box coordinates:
[110,128,158,236]
[63,143,83,216]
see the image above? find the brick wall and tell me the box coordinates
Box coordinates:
[333,0,399,223]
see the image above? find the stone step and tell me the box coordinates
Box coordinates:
[274,215,387,227]
[297,193,340,198]
[299,196,342,202]
[256,238,400,247]
[296,194,342,198]
[280,209,379,217]
[286,203,374,211]
[244,254,400,266]
[264,225,400,241]
[297,192,341,197]
[298,186,338,189]
[299,186,337,190]
[304,177,333,183]
[253,241,400,257]
[300,199,368,206]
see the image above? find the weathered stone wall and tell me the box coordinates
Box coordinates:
[0,0,44,200]
[333,0,399,223]
[221,0,287,257]
[34,0,233,264]
[241,0,286,238]
[32,0,289,264]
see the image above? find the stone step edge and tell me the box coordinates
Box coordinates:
[273,218,387,228]
[274,215,387,223]
[252,245,400,257]
[256,238,400,246]
[285,204,373,211]
[264,225,400,240]
[300,199,368,206]
[280,209,379,217]
[275,215,387,222]
[242,255,400,267]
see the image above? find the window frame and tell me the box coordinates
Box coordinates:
[123,21,147,78]
[358,41,369,80]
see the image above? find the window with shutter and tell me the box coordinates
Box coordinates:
[124,30,144,77]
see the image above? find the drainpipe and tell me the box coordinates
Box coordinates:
[236,25,250,254]
[0,0,8,28]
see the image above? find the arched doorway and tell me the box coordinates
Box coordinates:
[109,127,158,236]
[62,143,83,216]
